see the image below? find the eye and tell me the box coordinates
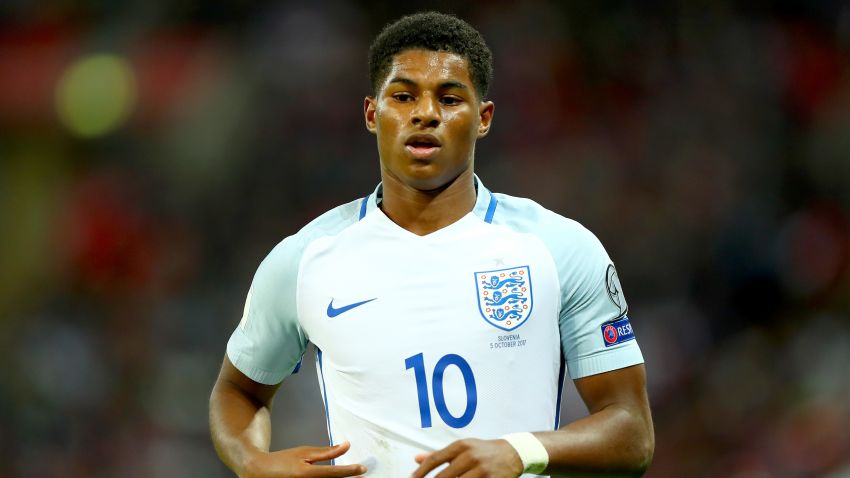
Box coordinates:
[393,93,414,102]
[440,96,462,106]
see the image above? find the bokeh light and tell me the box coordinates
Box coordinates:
[55,54,136,138]
[2,3,850,477]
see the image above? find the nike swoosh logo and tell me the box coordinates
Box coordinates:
[326,298,377,317]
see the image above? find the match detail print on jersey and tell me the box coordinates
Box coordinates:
[474,265,534,331]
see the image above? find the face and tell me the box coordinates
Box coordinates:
[364,49,494,191]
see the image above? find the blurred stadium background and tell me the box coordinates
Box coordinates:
[2,1,849,477]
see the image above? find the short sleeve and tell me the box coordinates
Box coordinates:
[226,236,308,385]
[556,226,644,379]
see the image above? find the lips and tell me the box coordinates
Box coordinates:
[405,133,442,159]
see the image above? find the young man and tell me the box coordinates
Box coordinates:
[210,12,654,478]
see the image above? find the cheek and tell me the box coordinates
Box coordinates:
[376,108,404,135]
[444,113,478,143]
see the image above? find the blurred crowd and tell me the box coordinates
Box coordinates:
[1,1,849,477]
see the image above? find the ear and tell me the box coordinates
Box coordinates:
[477,101,495,138]
[364,96,378,135]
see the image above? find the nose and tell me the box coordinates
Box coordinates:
[411,94,440,128]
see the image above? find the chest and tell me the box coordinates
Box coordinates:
[296,227,561,369]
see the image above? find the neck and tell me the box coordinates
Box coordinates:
[378,168,477,236]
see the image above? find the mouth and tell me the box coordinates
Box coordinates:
[405,134,442,160]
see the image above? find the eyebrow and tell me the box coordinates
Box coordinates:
[387,77,468,90]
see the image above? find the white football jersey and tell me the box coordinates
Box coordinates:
[227,176,643,477]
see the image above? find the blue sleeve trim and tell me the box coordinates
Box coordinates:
[291,355,304,374]
[554,354,566,429]
[484,194,498,223]
[316,348,335,460]
[358,196,369,220]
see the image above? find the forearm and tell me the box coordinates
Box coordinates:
[209,380,273,473]
[534,403,654,477]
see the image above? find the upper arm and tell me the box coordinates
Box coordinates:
[573,364,650,417]
[214,354,281,408]
[569,364,655,472]
[554,224,643,379]
[209,355,282,460]
[227,237,309,385]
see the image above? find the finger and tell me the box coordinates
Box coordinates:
[410,444,461,478]
[458,469,486,478]
[303,441,352,462]
[432,453,473,478]
[306,463,368,477]
[414,452,431,464]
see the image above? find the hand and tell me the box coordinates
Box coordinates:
[411,438,524,478]
[241,441,367,478]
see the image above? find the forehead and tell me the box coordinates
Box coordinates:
[382,49,472,88]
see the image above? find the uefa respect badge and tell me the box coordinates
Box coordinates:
[600,315,635,347]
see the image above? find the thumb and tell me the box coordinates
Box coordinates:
[304,441,352,462]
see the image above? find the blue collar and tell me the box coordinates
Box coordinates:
[358,174,498,224]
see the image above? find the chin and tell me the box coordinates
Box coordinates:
[382,154,471,192]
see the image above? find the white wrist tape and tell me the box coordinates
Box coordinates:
[501,432,549,475]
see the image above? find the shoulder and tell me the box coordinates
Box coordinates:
[491,193,604,257]
[297,197,364,240]
[490,192,613,305]
[259,197,364,274]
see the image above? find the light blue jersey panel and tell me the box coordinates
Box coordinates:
[227,198,363,385]
[491,194,643,379]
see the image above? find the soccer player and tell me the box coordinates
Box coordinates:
[210,11,654,478]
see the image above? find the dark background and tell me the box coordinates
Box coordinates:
[1,1,849,477]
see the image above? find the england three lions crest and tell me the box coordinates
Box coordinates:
[474,266,534,331]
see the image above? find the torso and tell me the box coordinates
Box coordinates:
[297,209,563,476]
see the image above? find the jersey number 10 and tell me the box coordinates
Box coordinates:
[404,353,477,428]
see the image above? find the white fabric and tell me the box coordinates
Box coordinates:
[227,177,643,477]
[502,432,549,475]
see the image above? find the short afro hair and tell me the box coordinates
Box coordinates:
[368,12,493,99]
